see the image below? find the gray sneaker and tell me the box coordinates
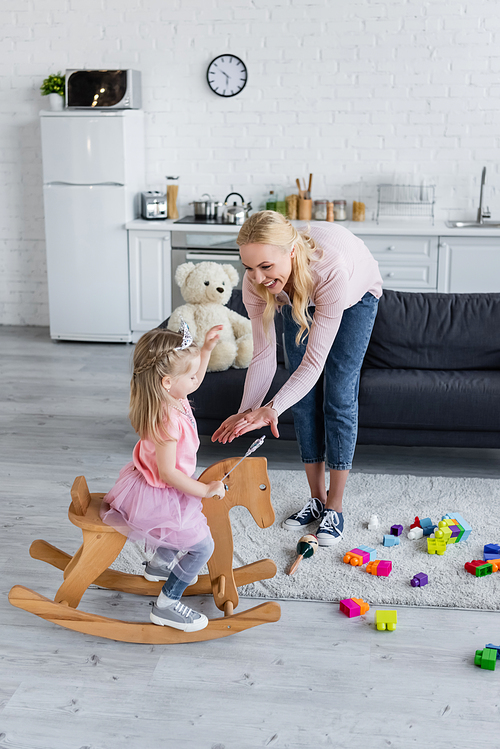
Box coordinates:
[150,601,209,632]
[142,560,198,586]
[282,497,325,530]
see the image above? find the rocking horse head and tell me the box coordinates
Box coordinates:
[199,456,274,529]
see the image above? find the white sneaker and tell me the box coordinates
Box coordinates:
[316,510,345,547]
[150,601,208,632]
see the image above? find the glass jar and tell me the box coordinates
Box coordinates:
[333,200,347,221]
[166,176,179,219]
[265,190,277,211]
[313,199,328,220]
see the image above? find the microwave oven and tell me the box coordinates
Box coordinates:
[65,69,142,109]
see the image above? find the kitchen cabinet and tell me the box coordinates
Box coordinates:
[361,235,438,291]
[128,230,172,341]
[438,237,500,293]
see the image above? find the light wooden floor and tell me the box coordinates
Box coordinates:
[1,325,499,749]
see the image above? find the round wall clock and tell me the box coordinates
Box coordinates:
[206,55,247,98]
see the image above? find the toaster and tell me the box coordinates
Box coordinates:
[141,191,167,220]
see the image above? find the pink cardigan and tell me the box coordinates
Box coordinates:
[238,222,383,417]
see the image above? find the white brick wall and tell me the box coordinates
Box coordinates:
[1,0,500,325]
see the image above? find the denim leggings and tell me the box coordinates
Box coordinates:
[153,534,215,601]
[281,292,379,471]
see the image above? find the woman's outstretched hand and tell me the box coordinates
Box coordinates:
[212,407,279,443]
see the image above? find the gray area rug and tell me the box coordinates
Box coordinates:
[113,471,500,610]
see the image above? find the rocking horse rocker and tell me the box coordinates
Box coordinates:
[9,455,281,643]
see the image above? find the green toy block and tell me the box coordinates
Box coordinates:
[474,647,497,671]
[375,610,397,631]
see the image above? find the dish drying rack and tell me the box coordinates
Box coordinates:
[376,184,435,224]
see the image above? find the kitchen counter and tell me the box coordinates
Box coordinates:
[126,217,500,237]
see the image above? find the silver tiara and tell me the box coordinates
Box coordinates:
[173,318,193,350]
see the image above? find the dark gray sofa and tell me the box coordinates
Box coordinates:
[162,289,500,448]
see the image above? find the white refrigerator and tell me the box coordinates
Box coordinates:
[40,109,145,341]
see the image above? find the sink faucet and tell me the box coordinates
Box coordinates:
[477,166,491,224]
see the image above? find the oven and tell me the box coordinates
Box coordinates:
[171,230,244,310]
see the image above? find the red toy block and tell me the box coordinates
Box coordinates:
[409,516,421,529]
[464,560,495,577]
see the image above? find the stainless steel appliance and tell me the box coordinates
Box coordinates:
[141,191,167,220]
[65,69,142,109]
[171,230,244,310]
[224,192,252,224]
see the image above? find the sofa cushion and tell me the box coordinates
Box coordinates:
[359,367,500,432]
[365,290,500,370]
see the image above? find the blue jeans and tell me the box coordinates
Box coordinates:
[282,292,379,471]
[154,535,214,600]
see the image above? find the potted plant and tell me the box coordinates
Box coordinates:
[40,72,65,111]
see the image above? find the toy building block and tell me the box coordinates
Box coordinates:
[383,535,400,547]
[448,524,461,543]
[484,544,500,560]
[420,518,437,536]
[375,610,397,631]
[408,527,424,541]
[411,572,428,587]
[474,648,497,671]
[390,524,403,537]
[427,537,447,555]
[442,513,472,542]
[485,644,500,659]
[343,549,369,566]
[485,558,500,570]
[434,523,452,543]
[409,516,421,530]
[339,598,370,618]
[365,559,392,576]
[464,560,495,577]
[357,544,377,561]
[367,514,380,531]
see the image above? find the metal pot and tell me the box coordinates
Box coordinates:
[224,192,252,225]
[190,193,213,218]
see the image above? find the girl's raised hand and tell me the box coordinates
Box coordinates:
[203,325,223,353]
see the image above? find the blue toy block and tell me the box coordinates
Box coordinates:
[485,644,500,659]
[357,545,377,561]
[420,517,433,528]
[422,524,437,537]
[442,513,472,542]
[484,544,500,560]
[383,534,400,547]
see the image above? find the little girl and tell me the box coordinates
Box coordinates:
[101,321,225,633]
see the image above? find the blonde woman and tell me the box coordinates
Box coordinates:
[212,211,383,546]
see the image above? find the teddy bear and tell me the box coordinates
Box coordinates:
[167,261,253,372]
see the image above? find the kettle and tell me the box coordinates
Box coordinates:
[225,192,252,225]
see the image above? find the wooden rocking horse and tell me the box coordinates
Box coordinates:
[9,456,281,643]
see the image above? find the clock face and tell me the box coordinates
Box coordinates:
[207,55,247,98]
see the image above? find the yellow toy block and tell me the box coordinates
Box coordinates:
[375,610,397,631]
[427,537,447,555]
[435,522,452,543]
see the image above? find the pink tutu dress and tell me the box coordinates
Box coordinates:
[101,399,210,551]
